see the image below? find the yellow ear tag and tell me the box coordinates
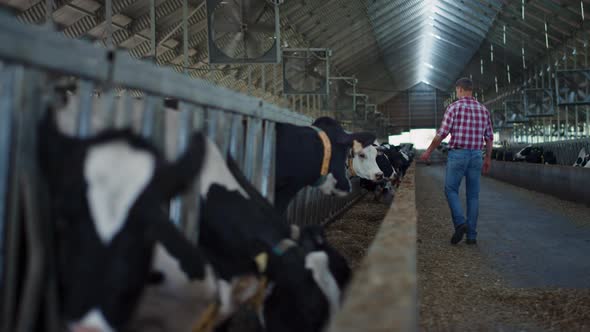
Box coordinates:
[254,253,268,273]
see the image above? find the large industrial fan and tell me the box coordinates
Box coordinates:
[282,48,330,95]
[206,0,281,64]
[505,100,529,124]
[524,88,554,117]
[555,69,590,105]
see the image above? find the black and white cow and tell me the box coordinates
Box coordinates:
[573,148,590,168]
[40,108,348,332]
[38,109,217,332]
[514,145,557,164]
[274,117,376,214]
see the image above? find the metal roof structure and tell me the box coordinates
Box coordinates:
[1,0,590,135]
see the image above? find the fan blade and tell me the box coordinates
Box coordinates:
[247,23,275,34]
[220,1,243,25]
[224,32,244,58]
[285,60,305,73]
[243,0,268,24]
[214,22,242,33]
[244,31,261,58]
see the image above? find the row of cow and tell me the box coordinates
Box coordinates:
[31,103,409,332]
[491,145,557,164]
[492,145,590,168]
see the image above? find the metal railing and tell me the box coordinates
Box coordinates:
[499,139,590,165]
[0,12,363,331]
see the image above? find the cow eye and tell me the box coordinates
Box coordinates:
[359,153,366,159]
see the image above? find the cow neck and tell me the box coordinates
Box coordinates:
[309,126,332,187]
[347,151,356,177]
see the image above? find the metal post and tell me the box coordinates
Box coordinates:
[229,114,245,170]
[260,121,276,203]
[45,0,53,27]
[150,0,156,63]
[574,42,579,140]
[564,44,569,140]
[307,94,310,114]
[77,80,94,137]
[586,37,589,138]
[182,0,188,74]
[248,66,252,95]
[261,64,266,94]
[244,117,263,190]
[273,63,277,96]
[106,0,113,48]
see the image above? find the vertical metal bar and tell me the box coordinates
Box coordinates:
[183,0,188,74]
[564,44,569,140]
[0,66,18,298]
[185,104,205,243]
[141,95,158,138]
[260,121,276,202]
[586,37,589,138]
[169,103,192,227]
[150,0,156,62]
[261,64,266,94]
[0,66,24,332]
[307,94,311,114]
[248,66,252,95]
[45,0,53,26]
[77,80,94,137]
[101,89,116,129]
[574,44,579,139]
[273,63,277,96]
[244,117,263,190]
[106,0,113,48]
[14,70,46,332]
[229,113,245,170]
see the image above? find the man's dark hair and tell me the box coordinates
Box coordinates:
[455,77,473,91]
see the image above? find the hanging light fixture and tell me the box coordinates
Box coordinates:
[490,44,494,62]
[522,47,526,69]
[503,25,506,44]
[522,0,525,20]
[480,58,484,74]
[495,76,498,93]
[544,21,549,49]
[582,1,585,21]
[507,64,511,84]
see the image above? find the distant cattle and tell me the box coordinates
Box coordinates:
[274,117,375,214]
[574,148,590,168]
[514,145,557,164]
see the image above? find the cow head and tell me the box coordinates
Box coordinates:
[350,144,387,181]
[311,117,375,196]
[38,109,208,331]
[515,145,533,160]
[574,148,590,167]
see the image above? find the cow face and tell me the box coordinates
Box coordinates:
[311,117,375,196]
[350,145,385,181]
[38,109,206,331]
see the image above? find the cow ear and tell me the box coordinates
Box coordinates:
[154,132,205,200]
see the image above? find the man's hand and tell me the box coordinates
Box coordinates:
[482,156,491,175]
[420,151,431,162]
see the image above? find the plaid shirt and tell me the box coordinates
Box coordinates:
[437,96,493,150]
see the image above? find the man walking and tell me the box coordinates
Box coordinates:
[420,78,493,245]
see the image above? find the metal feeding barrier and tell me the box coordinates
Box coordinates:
[0,12,364,331]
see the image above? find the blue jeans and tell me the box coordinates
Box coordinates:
[445,149,483,240]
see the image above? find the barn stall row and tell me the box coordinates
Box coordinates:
[0,10,417,332]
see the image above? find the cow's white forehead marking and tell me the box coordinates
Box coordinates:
[73,308,114,332]
[85,141,155,244]
[352,145,382,181]
[200,137,248,199]
[305,251,341,318]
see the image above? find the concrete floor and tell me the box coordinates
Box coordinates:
[418,164,590,289]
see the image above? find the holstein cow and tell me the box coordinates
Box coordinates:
[40,108,348,332]
[514,145,557,164]
[38,109,219,332]
[274,117,376,214]
[348,144,396,201]
[573,148,590,167]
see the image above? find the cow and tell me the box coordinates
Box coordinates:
[38,108,218,332]
[574,148,590,167]
[274,117,376,214]
[515,145,557,164]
